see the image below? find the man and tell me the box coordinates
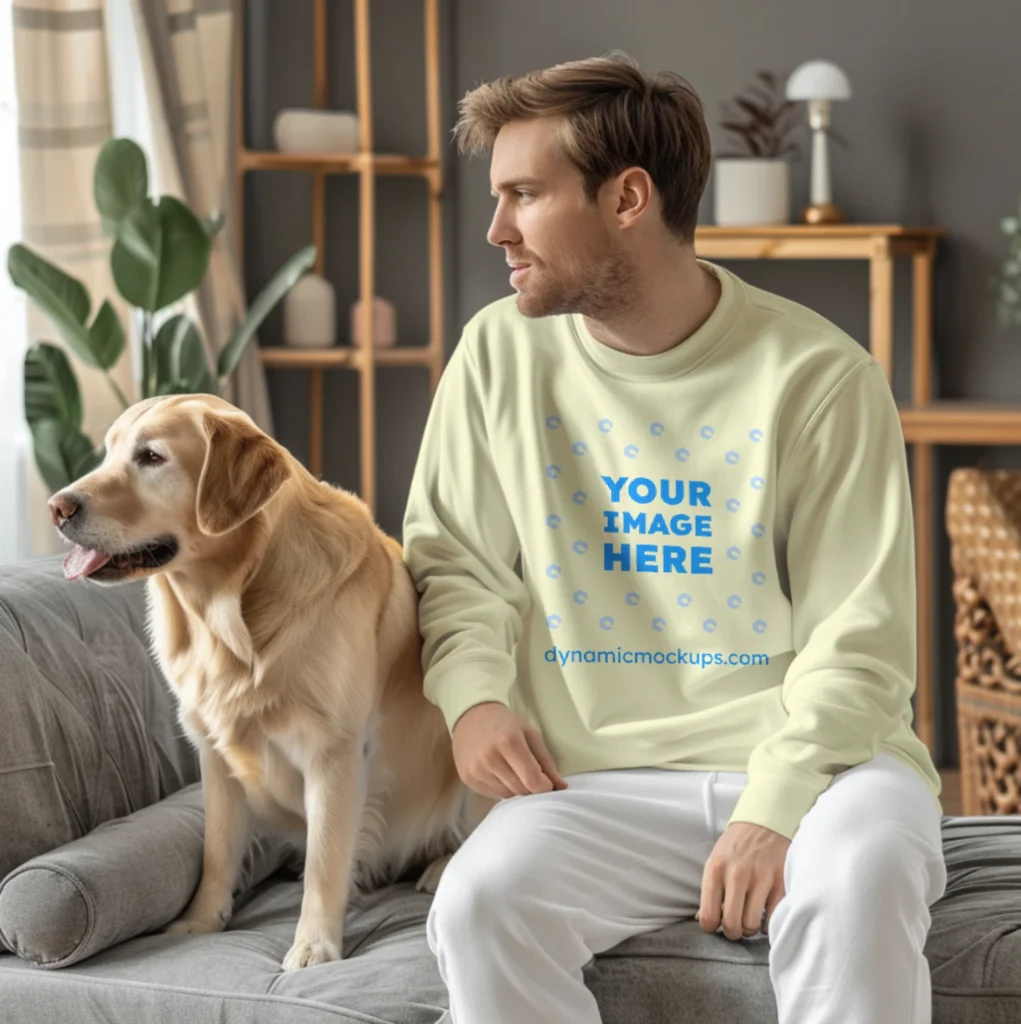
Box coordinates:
[402,52,946,1024]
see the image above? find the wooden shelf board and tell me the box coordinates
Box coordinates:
[899,402,1021,444]
[694,224,945,260]
[696,225,946,238]
[240,149,439,177]
[259,345,438,369]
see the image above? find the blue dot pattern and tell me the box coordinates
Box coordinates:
[539,411,771,646]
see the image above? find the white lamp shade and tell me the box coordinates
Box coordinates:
[785,60,852,101]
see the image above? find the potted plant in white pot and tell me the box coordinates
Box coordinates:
[714,71,800,226]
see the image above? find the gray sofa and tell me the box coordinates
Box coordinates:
[1,556,1020,1024]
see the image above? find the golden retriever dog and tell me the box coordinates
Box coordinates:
[47,393,487,970]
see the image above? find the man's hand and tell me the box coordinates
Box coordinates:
[697,822,790,940]
[451,702,568,799]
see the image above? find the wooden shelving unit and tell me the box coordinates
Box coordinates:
[899,403,1021,445]
[695,224,1021,759]
[234,0,446,514]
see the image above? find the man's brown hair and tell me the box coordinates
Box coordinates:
[454,52,711,243]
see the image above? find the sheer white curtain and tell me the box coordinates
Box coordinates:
[0,0,31,565]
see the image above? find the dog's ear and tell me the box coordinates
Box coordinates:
[195,412,290,536]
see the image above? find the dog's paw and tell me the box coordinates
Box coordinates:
[283,936,341,970]
[415,853,453,894]
[163,915,226,936]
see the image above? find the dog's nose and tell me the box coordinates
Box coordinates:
[48,491,82,526]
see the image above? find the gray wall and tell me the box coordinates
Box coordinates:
[246,0,1021,768]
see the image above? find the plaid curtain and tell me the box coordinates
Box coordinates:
[131,0,273,433]
[12,0,131,553]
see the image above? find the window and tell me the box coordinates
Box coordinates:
[0,0,30,564]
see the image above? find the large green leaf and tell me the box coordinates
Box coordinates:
[152,317,179,391]
[153,314,218,395]
[8,244,125,372]
[94,138,148,234]
[24,343,82,430]
[218,244,317,380]
[29,419,99,493]
[86,299,126,371]
[111,196,211,312]
[7,243,98,365]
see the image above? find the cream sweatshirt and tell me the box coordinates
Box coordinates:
[402,261,941,839]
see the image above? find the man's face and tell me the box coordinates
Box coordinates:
[488,117,636,319]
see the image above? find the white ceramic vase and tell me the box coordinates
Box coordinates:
[713,158,790,226]
[283,274,336,348]
[273,110,360,154]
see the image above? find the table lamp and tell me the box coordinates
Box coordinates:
[785,60,852,224]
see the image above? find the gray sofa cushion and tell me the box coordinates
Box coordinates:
[0,783,302,969]
[0,556,198,885]
[0,816,1019,1024]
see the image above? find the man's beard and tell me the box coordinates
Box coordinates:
[514,236,639,320]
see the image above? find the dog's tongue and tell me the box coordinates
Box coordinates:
[62,546,111,581]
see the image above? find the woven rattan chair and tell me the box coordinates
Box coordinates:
[947,468,1021,815]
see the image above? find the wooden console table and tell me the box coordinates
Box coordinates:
[694,225,947,753]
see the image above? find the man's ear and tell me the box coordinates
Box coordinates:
[195,412,290,537]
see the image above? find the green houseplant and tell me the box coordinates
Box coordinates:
[8,136,316,492]
[713,71,801,227]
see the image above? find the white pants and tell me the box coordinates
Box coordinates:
[427,753,947,1024]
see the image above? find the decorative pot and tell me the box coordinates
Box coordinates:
[713,158,790,226]
[283,274,335,348]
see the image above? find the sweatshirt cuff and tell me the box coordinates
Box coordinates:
[424,656,516,734]
[728,767,831,840]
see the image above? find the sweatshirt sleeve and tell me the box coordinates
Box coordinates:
[401,334,531,733]
[728,358,918,839]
